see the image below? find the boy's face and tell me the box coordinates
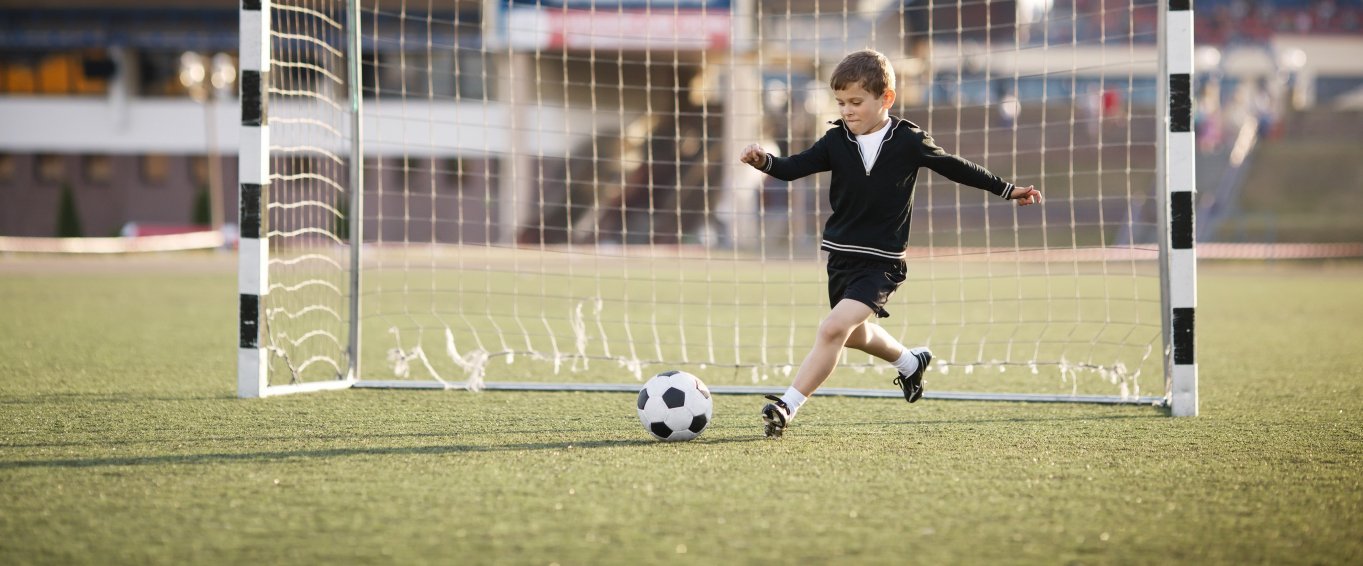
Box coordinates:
[834,82,895,135]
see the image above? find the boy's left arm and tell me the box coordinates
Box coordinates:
[915,131,1042,206]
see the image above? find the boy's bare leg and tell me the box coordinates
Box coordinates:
[847,320,932,404]
[843,321,905,362]
[762,299,874,437]
[791,299,875,396]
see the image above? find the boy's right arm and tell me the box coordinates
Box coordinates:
[739,135,831,181]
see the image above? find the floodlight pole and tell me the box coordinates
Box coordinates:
[1157,0,1198,416]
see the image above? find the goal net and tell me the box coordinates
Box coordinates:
[241,0,1195,409]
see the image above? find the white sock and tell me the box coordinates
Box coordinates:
[893,347,928,376]
[779,387,808,417]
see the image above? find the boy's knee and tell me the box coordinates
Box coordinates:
[816,318,855,344]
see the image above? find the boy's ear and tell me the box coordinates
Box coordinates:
[882,89,897,109]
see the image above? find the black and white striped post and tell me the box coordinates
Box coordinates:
[238,0,271,398]
[1160,0,1198,416]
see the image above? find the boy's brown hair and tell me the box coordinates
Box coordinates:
[829,49,895,97]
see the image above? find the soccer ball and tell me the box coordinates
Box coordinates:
[636,370,713,442]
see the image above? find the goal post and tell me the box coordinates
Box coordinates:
[239,0,1197,415]
[238,0,358,397]
[1158,0,1198,416]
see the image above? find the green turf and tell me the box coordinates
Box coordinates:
[1,256,1360,564]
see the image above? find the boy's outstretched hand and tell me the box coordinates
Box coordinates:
[1008,185,1043,206]
[740,144,768,170]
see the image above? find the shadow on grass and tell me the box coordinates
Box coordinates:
[822,411,1166,429]
[1,431,460,450]
[0,435,763,470]
[938,411,1163,424]
[0,391,234,405]
[727,412,1171,444]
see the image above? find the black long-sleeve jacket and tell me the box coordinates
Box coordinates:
[761,116,1014,261]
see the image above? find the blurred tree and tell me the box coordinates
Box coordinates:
[192,185,212,226]
[333,197,349,241]
[56,183,82,238]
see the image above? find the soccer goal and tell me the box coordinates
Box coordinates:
[238,0,1196,415]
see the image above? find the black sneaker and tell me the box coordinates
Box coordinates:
[761,394,792,438]
[893,348,932,403]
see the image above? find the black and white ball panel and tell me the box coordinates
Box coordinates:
[636,370,714,442]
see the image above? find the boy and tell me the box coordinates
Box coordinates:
[739,49,1042,438]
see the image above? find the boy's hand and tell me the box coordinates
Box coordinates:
[1008,185,1042,206]
[739,144,768,170]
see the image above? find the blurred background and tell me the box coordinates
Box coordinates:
[0,0,1359,246]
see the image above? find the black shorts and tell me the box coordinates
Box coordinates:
[826,252,907,318]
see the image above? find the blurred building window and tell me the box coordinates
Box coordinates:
[364,49,487,101]
[278,156,319,181]
[38,54,75,93]
[84,155,114,186]
[142,155,172,186]
[2,58,38,94]
[75,51,112,95]
[0,155,17,185]
[0,52,109,95]
[455,49,487,100]
[36,155,66,185]
[139,52,191,97]
[441,158,464,191]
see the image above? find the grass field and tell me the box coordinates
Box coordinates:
[1,255,1361,564]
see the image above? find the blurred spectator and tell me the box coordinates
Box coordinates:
[1080,84,1102,141]
[1196,82,1225,152]
[1101,87,1123,121]
[1199,0,1363,45]
[1252,79,1281,139]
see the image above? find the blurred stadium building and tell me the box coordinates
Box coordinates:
[0,0,1360,243]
